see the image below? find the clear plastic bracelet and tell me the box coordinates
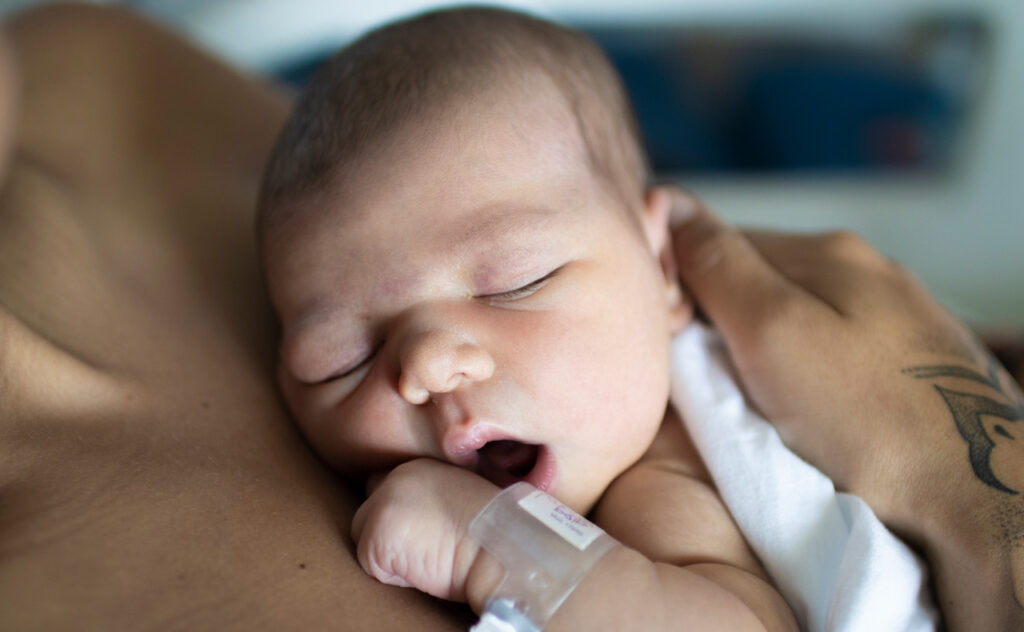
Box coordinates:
[468,482,617,632]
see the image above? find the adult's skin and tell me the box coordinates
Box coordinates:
[667,190,1024,631]
[0,5,466,630]
[1,3,1017,631]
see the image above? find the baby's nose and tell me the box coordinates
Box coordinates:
[397,329,494,405]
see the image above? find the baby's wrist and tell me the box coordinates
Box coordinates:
[465,549,508,613]
[464,482,618,630]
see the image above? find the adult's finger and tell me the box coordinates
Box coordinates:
[743,228,884,264]
[666,188,808,343]
[740,229,894,316]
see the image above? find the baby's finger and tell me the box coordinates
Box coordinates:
[667,190,810,346]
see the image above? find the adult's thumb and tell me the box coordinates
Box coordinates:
[666,188,797,344]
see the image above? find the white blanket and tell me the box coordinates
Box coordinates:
[670,323,938,631]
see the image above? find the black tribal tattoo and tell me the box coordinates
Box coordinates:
[904,359,1024,494]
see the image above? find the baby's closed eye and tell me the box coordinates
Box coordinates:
[477,266,563,303]
[318,340,384,384]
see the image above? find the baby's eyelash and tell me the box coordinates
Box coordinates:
[320,342,382,383]
[489,267,561,301]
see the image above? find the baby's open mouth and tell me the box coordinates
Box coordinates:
[475,439,540,488]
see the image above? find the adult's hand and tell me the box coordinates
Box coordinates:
[661,187,1024,632]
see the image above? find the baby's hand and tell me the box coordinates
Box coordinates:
[351,458,499,601]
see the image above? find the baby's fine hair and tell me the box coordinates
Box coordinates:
[257,6,649,238]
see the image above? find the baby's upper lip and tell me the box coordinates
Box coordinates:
[442,422,556,494]
[442,423,520,468]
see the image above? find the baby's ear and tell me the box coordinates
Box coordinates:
[642,186,694,334]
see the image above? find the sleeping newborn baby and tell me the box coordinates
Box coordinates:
[256,7,796,630]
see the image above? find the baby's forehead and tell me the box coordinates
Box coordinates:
[299,81,590,217]
[260,60,610,249]
[260,76,632,308]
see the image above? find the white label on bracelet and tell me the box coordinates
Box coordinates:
[517,489,604,550]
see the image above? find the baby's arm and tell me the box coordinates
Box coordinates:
[590,412,796,630]
[354,431,796,631]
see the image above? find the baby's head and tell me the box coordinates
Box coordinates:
[258,7,691,513]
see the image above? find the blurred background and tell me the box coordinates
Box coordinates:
[1,1,1021,346]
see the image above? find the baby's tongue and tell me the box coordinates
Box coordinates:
[476,440,538,488]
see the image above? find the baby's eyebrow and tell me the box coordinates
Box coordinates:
[451,204,560,252]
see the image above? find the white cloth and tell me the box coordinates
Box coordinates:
[670,323,938,631]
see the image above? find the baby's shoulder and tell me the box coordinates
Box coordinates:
[632,408,711,483]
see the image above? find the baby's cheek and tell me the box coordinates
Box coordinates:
[531,325,605,424]
[277,371,315,427]
[328,380,412,465]
[277,369,389,471]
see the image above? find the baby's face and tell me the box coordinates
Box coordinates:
[266,87,688,512]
